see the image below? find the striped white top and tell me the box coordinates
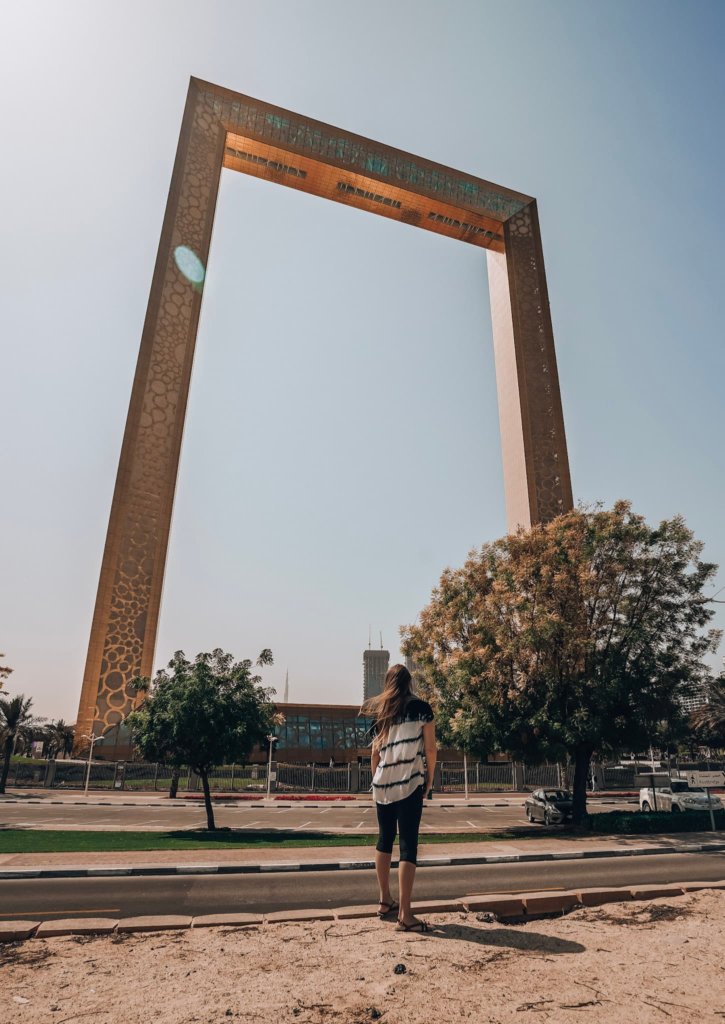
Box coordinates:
[372,698,434,805]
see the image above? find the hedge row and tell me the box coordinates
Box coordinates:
[583,809,725,834]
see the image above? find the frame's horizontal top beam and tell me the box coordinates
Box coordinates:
[223,133,505,250]
[193,77,533,228]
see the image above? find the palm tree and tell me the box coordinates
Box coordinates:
[44,719,75,759]
[0,651,12,693]
[692,677,725,745]
[0,695,37,793]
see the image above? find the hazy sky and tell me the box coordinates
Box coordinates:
[1,1,724,720]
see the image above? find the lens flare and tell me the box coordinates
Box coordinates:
[173,245,205,285]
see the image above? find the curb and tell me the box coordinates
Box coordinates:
[0,799,525,809]
[3,840,725,880]
[2,880,723,942]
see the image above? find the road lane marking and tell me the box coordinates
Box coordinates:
[292,820,313,831]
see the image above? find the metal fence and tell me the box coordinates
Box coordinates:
[523,764,562,789]
[273,764,349,792]
[1,761,48,788]
[602,766,636,789]
[2,757,655,793]
[672,761,725,774]
[440,761,516,792]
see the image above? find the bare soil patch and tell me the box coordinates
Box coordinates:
[2,891,725,1023]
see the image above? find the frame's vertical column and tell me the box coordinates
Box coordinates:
[74,82,225,747]
[487,200,573,531]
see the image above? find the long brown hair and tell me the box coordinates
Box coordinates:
[363,664,413,748]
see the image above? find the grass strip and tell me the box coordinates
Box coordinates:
[0,829,523,853]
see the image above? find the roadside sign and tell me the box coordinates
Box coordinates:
[686,771,725,788]
[268,771,277,782]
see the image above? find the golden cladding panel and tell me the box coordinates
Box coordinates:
[74,80,573,749]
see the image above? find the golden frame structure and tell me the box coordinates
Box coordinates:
[75,78,573,743]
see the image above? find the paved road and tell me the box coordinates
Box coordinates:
[0,852,722,921]
[0,798,637,833]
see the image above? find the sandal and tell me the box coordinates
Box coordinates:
[377,899,399,920]
[396,918,430,932]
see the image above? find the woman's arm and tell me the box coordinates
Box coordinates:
[423,721,437,794]
[371,743,380,777]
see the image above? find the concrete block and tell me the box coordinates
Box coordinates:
[459,895,524,917]
[265,908,335,923]
[192,913,263,928]
[334,904,380,920]
[116,915,192,933]
[576,887,633,907]
[35,918,119,938]
[522,891,579,915]
[681,880,725,893]
[0,920,40,942]
[411,898,462,914]
[629,885,686,902]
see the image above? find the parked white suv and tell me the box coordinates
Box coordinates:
[640,779,723,813]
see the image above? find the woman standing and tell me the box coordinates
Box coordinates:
[364,664,437,932]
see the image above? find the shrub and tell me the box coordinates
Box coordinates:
[582,809,725,834]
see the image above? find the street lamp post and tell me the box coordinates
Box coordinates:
[81,731,106,797]
[266,734,278,799]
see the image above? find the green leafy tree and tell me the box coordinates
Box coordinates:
[126,648,276,829]
[44,719,75,759]
[127,678,184,799]
[0,695,38,793]
[403,502,719,824]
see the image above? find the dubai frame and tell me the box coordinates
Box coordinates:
[74,78,573,744]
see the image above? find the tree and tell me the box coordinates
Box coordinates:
[0,695,37,793]
[0,652,12,693]
[44,719,75,759]
[402,502,719,825]
[127,678,183,799]
[126,648,276,829]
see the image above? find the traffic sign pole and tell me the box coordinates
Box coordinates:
[707,787,716,832]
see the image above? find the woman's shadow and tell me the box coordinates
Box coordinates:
[429,921,585,954]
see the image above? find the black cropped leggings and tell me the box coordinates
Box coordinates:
[375,785,425,865]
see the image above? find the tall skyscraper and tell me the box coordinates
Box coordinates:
[363,636,390,702]
[680,685,708,715]
[404,653,421,685]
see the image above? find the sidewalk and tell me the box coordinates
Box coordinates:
[1,830,722,879]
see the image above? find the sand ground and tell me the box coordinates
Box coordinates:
[2,891,725,1024]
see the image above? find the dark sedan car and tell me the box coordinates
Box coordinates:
[525,789,573,825]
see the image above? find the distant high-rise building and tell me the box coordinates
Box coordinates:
[363,637,389,702]
[404,653,422,684]
[680,685,708,715]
